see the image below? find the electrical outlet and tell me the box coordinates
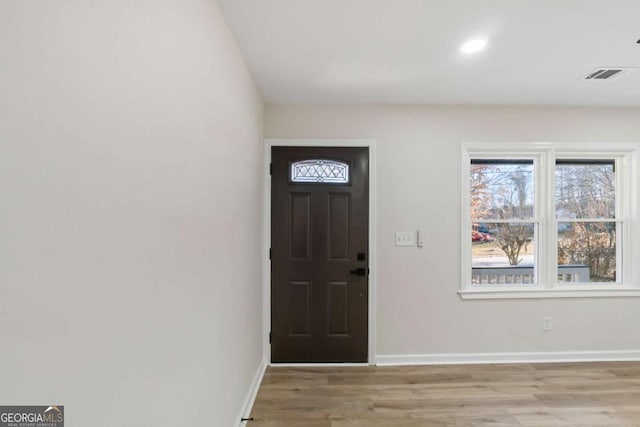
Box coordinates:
[542,316,552,332]
[395,231,414,247]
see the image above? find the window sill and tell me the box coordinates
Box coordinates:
[458,288,640,300]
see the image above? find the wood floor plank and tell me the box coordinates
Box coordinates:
[248,362,640,426]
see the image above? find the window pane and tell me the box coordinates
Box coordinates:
[472,222,536,285]
[557,222,617,283]
[555,160,615,219]
[290,159,349,184]
[470,160,534,220]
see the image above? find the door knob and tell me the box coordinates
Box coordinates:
[349,268,367,276]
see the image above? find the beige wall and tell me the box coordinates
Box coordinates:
[0,0,263,425]
[266,104,640,359]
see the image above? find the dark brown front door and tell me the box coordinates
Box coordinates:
[271,147,369,362]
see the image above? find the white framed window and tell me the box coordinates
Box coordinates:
[460,143,640,299]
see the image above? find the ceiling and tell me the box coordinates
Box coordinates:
[218,0,640,106]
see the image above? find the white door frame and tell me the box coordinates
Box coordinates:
[263,138,377,365]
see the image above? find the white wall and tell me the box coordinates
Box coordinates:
[0,1,263,425]
[266,104,640,360]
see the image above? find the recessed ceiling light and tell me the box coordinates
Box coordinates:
[461,39,487,54]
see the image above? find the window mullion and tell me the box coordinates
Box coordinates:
[474,219,537,224]
[618,155,630,285]
[542,149,556,289]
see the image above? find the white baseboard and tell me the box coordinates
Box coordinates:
[375,350,640,366]
[270,363,370,367]
[236,358,267,427]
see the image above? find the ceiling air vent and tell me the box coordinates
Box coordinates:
[583,68,634,80]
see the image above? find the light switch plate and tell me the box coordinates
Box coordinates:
[395,231,414,247]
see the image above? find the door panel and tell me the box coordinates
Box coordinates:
[271,146,369,363]
[328,193,350,260]
[289,193,312,260]
[288,281,311,336]
[327,281,349,337]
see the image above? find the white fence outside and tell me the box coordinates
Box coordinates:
[471,265,590,285]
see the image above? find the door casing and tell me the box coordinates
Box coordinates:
[263,139,377,365]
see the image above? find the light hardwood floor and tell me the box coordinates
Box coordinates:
[247,362,640,426]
